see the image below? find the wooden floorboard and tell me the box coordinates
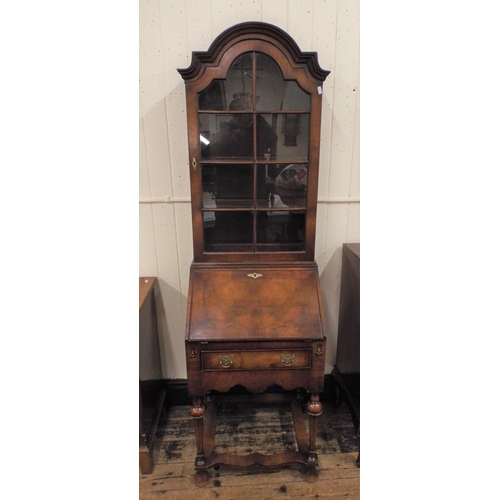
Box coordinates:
[140,399,360,499]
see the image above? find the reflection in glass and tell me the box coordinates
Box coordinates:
[199,113,247,159]
[226,53,255,107]
[256,53,310,112]
[197,51,312,254]
[198,53,310,114]
[204,211,253,252]
[256,211,306,250]
[200,112,254,159]
[198,54,255,111]
[282,114,300,146]
[202,164,254,202]
[200,109,278,160]
[198,80,226,110]
[258,114,309,161]
[257,164,308,209]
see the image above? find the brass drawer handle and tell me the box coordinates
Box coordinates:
[219,355,234,368]
[280,353,296,366]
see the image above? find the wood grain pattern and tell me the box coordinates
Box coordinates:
[186,340,325,396]
[187,266,324,341]
[139,277,156,309]
[201,349,311,371]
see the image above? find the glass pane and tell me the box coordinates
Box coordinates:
[204,211,253,252]
[254,114,278,158]
[257,164,308,209]
[256,211,306,250]
[202,164,254,204]
[258,114,309,162]
[198,80,226,111]
[256,53,310,112]
[199,53,257,111]
[200,113,254,160]
[197,52,313,256]
[201,164,217,194]
[225,53,255,110]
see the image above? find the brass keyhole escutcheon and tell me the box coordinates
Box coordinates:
[192,157,197,171]
[219,355,234,368]
[280,353,296,366]
[247,273,263,279]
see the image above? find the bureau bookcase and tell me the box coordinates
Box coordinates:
[178,22,330,486]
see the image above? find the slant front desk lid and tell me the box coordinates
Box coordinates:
[186,266,325,342]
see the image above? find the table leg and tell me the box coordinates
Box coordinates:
[190,397,210,487]
[303,393,323,482]
[356,425,360,467]
[139,388,153,474]
[139,444,153,474]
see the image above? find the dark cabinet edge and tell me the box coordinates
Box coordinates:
[178,21,330,83]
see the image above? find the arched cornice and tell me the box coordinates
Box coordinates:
[178,21,330,83]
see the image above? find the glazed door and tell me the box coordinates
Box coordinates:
[198,52,311,255]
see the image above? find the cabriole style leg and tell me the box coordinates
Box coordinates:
[190,397,210,487]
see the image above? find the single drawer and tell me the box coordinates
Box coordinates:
[201,349,311,371]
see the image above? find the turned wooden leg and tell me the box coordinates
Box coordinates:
[303,393,323,482]
[190,397,210,487]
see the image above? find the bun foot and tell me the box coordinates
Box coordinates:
[302,466,319,483]
[194,469,210,487]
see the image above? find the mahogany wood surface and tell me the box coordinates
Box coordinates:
[186,266,324,342]
[197,394,316,470]
[186,339,325,396]
[291,397,310,454]
[139,277,156,309]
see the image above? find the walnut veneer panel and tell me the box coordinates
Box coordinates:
[186,266,325,342]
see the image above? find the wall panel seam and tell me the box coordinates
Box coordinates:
[140,116,153,199]
[157,0,184,293]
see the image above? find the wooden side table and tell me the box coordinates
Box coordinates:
[332,244,360,466]
[139,277,166,474]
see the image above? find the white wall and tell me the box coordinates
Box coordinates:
[139,0,360,379]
